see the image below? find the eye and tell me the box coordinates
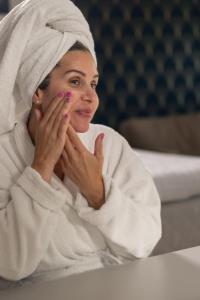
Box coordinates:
[91,82,98,89]
[69,78,80,86]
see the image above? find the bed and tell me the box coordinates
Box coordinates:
[135,149,200,256]
[119,114,200,255]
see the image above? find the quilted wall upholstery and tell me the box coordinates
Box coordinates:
[74,0,200,129]
[0,0,8,12]
[1,0,200,129]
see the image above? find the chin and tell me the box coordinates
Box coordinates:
[70,121,90,133]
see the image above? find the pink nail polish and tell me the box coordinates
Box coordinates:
[64,113,68,118]
[100,133,104,140]
[65,91,72,98]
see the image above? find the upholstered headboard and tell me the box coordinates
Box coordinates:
[74,0,200,129]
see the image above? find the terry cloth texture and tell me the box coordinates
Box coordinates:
[0,122,161,281]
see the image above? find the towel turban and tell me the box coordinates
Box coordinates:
[0,0,96,135]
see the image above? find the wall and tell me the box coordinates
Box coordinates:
[1,0,200,129]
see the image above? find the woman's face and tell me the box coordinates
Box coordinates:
[38,50,99,133]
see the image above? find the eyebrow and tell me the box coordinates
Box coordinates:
[64,69,99,78]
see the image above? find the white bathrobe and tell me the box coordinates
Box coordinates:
[0,120,161,281]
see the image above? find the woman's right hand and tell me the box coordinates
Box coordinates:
[31,92,72,183]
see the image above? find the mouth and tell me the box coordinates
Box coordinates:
[75,109,93,118]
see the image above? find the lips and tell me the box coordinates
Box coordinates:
[75,108,93,118]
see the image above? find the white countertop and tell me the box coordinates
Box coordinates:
[1,246,200,300]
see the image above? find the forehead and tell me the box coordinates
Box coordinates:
[58,50,97,72]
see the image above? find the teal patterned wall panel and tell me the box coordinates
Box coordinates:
[0,0,8,12]
[74,0,200,129]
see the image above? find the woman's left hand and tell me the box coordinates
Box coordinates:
[60,125,105,209]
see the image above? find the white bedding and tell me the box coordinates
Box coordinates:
[136,149,200,203]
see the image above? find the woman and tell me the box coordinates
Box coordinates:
[0,0,161,281]
[29,42,106,209]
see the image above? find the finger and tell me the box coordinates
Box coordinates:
[61,148,70,165]
[59,158,66,173]
[94,133,104,161]
[42,91,73,127]
[47,98,67,132]
[41,91,66,126]
[44,91,73,133]
[49,91,75,132]
[67,125,87,153]
[57,113,71,142]
[51,99,72,134]
[63,131,77,159]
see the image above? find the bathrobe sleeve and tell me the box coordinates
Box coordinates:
[74,129,162,260]
[0,165,69,281]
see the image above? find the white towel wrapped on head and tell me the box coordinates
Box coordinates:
[0,0,96,135]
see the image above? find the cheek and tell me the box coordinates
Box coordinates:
[41,84,66,111]
[92,96,99,115]
[41,92,52,112]
[95,97,99,110]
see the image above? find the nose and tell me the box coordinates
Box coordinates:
[81,86,96,103]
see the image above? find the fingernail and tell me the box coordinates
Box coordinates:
[65,91,72,98]
[65,91,72,102]
[57,91,65,98]
[100,133,104,140]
